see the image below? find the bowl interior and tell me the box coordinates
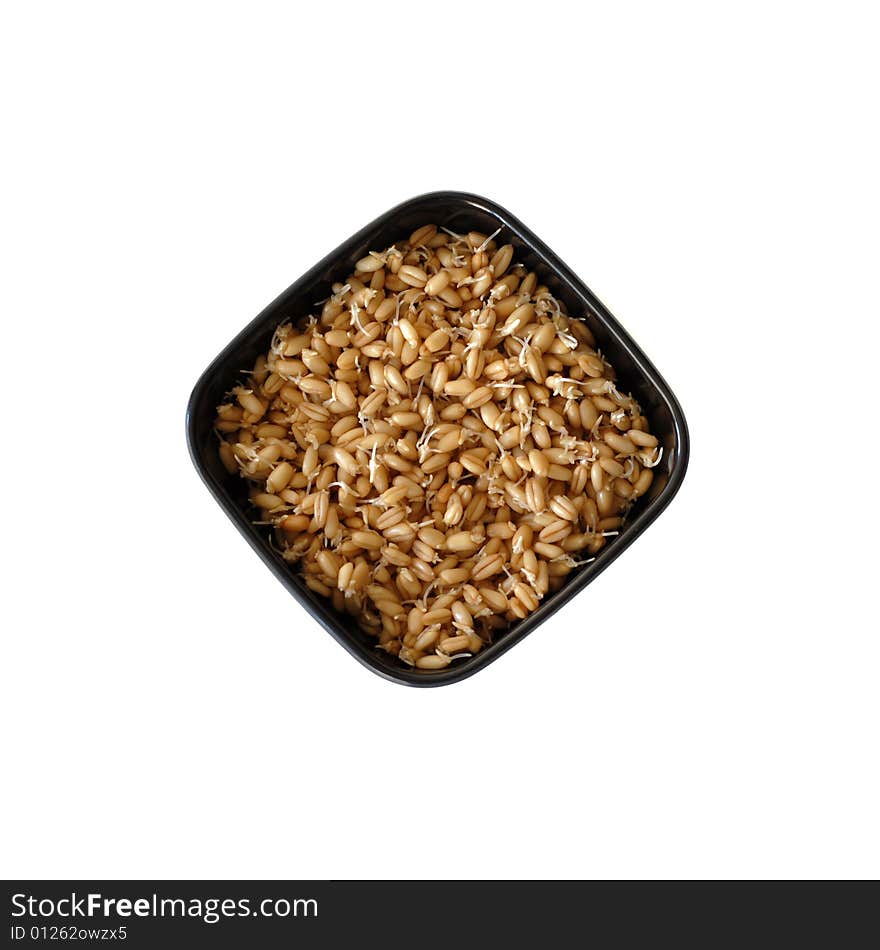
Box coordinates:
[187,192,688,685]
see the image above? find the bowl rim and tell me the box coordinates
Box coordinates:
[186,190,690,687]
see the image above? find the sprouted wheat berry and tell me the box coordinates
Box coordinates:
[214,224,662,670]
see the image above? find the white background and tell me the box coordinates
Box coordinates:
[2,1,878,880]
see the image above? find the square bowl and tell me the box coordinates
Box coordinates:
[186,191,689,686]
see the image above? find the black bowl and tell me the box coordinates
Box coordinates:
[186,191,689,686]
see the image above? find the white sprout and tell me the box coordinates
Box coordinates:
[368,442,379,483]
[476,226,503,253]
[641,446,664,468]
[440,226,466,242]
[349,301,367,335]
